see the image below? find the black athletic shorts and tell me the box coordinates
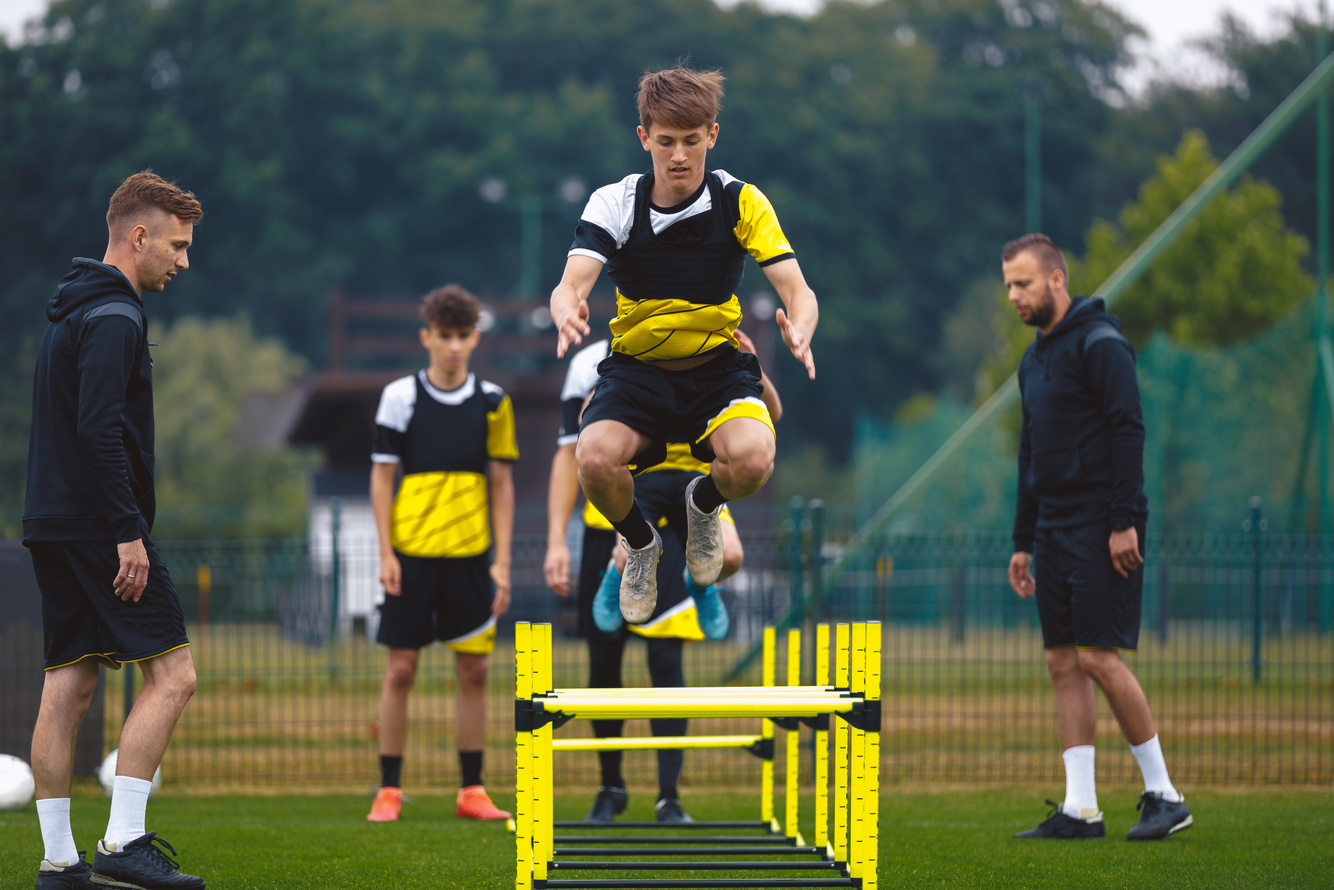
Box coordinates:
[377,552,496,652]
[1033,517,1146,650]
[580,348,767,472]
[30,538,190,671]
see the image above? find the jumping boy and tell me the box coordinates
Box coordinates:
[550,65,818,623]
[366,285,517,823]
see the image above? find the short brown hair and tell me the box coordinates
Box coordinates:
[1002,233,1068,281]
[637,65,725,131]
[106,170,203,231]
[420,284,480,331]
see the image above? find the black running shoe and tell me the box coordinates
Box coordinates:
[92,833,205,889]
[655,797,694,824]
[1014,799,1105,839]
[586,786,629,822]
[36,853,96,889]
[1126,791,1192,841]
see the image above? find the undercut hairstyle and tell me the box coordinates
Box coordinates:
[106,170,203,232]
[1002,233,1069,282]
[637,65,725,132]
[420,284,480,332]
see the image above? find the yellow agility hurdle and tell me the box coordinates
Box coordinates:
[515,621,882,890]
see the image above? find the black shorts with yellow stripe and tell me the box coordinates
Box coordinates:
[580,347,772,472]
[377,552,496,653]
[30,537,190,671]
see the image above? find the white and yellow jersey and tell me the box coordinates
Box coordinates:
[569,170,794,362]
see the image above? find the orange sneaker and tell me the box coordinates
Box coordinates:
[455,785,511,821]
[367,785,403,822]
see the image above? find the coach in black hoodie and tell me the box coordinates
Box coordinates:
[23,171,206,890]
[1003,234,1192,845]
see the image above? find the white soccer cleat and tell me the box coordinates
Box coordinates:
[684,476,725,587]
[619,526,662,624]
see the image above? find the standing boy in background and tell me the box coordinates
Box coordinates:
[366,286,517,823]
[1004,234,1191,842]
[25,170,205,890]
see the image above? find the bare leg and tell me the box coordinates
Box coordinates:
[1046,647,1097,750]
[32,660,100,799]
[577,420,652,522]
[1077,648,1157,746]
[116,647,196,781]
[378,648,419,757]
[704,418,775,502]
[455,652,488,752]
[719,519,744,581]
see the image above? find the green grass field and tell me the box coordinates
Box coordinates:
[2,785,1330,889]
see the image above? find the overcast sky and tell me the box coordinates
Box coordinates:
[0,0,1324,94]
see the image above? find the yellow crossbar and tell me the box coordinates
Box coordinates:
[551,735,764,752]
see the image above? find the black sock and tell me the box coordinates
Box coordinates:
[658,785,678,802]
[690,475,726,514]
[459,750,483,788]
[611,501,655,550]
[598,750,625,789]
[380,755,402,789]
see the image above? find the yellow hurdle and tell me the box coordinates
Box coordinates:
[514,621,880,889]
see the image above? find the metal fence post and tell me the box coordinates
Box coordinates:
[808,499,826,627]
[789,497,805,622]
[1250,496,1264,683]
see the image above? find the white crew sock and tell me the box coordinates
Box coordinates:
[37,797,80,866]
[1061,745,1099,819]
[1130,734,1182,801]
[105,775,153,849]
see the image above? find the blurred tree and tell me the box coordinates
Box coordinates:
[979,130,1313,396]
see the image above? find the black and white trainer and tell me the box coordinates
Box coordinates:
[1013,799,1106,839]
[655,797,694,824]
[91,833,205,890]
[586,786,629,823]
[36,853,96,889]
[1126,791,1192,841]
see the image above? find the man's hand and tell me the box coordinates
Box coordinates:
[775,307,815,380]
[1008,551,1036,599]
[380,550,402,596]
[554,300,591,358]
[1109,527,1143,579]
[544,543,571,597]
[491,563,512,617]
[114,539,150,602]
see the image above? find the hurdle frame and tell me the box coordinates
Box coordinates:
[515,621,882,889]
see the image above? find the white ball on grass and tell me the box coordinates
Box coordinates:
[0,753,36,811]
[97,749,162,799]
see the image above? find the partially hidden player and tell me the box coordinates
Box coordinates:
[24,171,205,889]
[544,330,782,823]
[366,286,517,824]
[1004,234,1191,841]
[549,65,818,625]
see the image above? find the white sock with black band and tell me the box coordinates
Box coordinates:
[37,797,79,866]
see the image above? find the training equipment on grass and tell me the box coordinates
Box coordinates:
[97,749,163,799]
[515,621,881,889]
[0,753,35,811]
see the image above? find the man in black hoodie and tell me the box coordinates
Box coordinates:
[24,171,206,890]
[1003,234,1191,843]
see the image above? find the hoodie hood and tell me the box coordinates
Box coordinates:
[47,258,141,323]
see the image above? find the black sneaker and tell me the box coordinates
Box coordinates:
[586,786,629,822]
[92,833,205,889]
[1126,791,1192,841]
[1014,799,1105,839]
[655,797,694,824]
[36,853,96,889]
